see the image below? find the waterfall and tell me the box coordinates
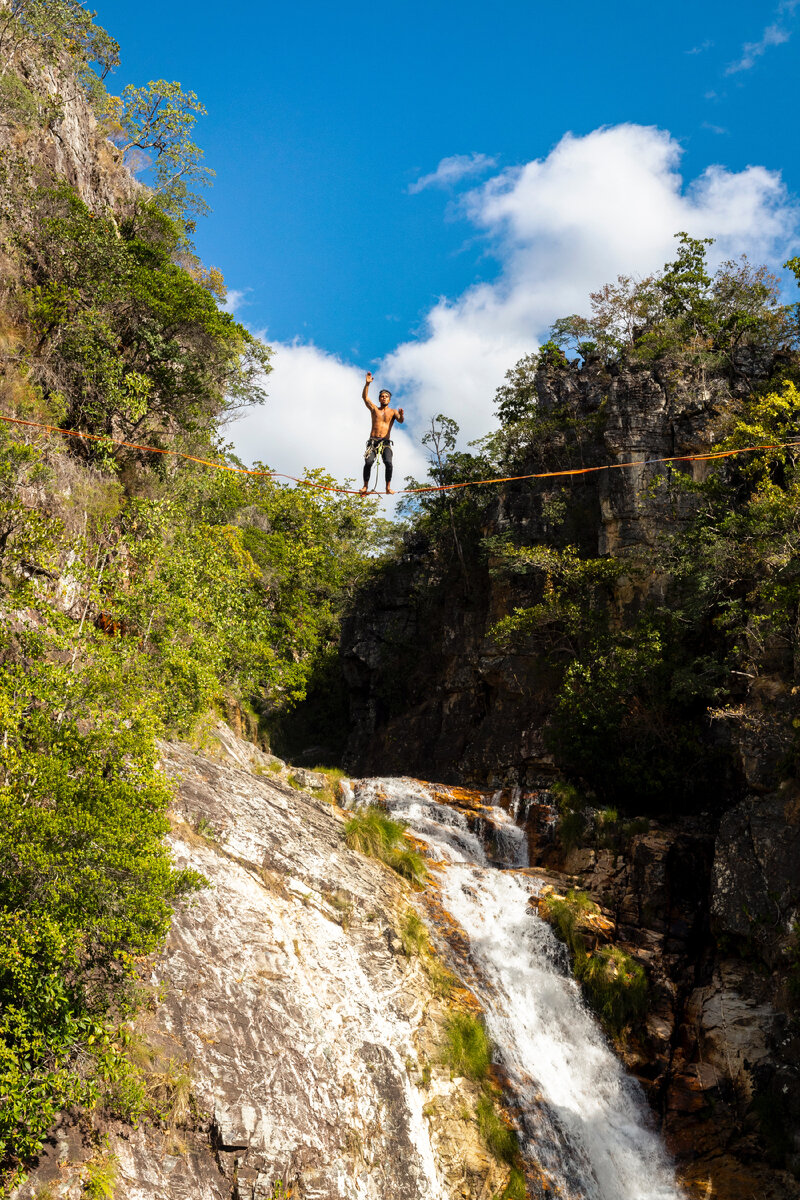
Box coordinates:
[346,777,685,1200]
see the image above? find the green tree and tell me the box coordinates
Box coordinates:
[104,81,213,227]
[5,179,271,441]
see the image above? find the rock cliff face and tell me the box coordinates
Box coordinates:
[0,39,137,213]
[342,356,778,786]
[340,355,800,1196]
[13,726,509,1200]
[524,798,800,1199]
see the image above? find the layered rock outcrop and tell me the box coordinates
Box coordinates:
[0,34,137,214]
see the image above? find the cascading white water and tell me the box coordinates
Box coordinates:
[347,777,685,1200]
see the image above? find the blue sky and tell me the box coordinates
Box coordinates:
[96,0,800,487]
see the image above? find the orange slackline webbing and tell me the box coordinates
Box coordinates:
[1,413,799,497]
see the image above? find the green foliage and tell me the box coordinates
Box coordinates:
[0,630,203,1178]
[476,1092,519,1164]
[547,617,726,809]
[104,81,213,227]
[658,232,714,329]
[489,544,621,654]
[540,890,647,1036]
[4,178,271,440]
[539,889,599,957]
[1,0,120,102]
[497,1168,528,1200]
[0,71,40,127]
[442,1011,492,1080]
[494,353,540,424]
[344,807,427,886]
[550,782,587,852]
[580,946,648,1035]
[82,1147,118,1200]
[399,908,429,956]
[549,234,797,374]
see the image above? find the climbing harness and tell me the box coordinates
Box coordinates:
[1,414,799,499]
[363,436,391,493]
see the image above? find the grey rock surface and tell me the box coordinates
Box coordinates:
[14,731,506,1200]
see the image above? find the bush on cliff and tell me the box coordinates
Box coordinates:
[0,642,203,1186]
[540,890,648,1038]
[0,176,271,443]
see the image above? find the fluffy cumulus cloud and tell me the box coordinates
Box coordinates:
[408,152,498,194]
[383,124,799,443]
[226,339,429,501]
[230,123,799,480]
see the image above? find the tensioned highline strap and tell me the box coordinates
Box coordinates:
[1,413,798,497]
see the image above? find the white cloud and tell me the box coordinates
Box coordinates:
[726,2,797,73]
[686,39,714,55]
[221,287,249,314]
[227,340,429,507]
[409,153,497,194]
[382,124,799,444]
[230,124,799,487]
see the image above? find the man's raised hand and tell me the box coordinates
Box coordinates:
[365,371,373,384]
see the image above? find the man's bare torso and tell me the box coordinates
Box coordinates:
[368,404,400,439]
[362,372,404,440]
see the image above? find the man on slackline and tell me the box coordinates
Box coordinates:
[359,371,404,497]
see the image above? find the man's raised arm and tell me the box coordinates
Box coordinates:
[362,371,376,410]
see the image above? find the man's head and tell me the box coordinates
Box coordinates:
[379,389,392,407]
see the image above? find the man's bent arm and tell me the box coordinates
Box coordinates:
[396,407,405,424]
[362,371,376,410]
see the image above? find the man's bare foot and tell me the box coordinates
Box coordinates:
[385,486,395,495]
[359,485,368,498]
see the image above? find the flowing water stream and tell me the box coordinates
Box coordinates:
[346,777,685,1200]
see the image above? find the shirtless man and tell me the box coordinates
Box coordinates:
[359,371,404,497]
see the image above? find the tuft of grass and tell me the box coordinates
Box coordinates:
[476,1092,518,1164]
[82,1148,118,1199]
[399,908,429,956]
[497,1167,528,1199]
[344,806,427,886]
[194,816,221,843]
[396,907,458,997]
[312,765,348,804]
[539,888,599,958]
[147,1058,193,1126]
[580,945,648,1035]
[442,1011,492,1081]
[540,889,647,1036]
